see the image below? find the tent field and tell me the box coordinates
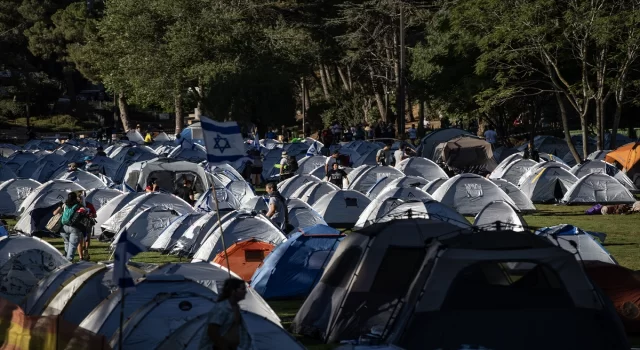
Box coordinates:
[8,201,638,350]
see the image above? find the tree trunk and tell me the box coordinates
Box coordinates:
[174,92,184,135]
[556,93,581,163]
[337,66,350,91]
[406,88,414,122]
[368,65,387,122]
[529,102,537,150]
[318,63,330,99]
[347,66,353,91]
[579,112,588,160]
[117,92,130,132]
[611,99,622,149]
[595,99,603,151]
[323,64,334,89]
[417,99,425,139]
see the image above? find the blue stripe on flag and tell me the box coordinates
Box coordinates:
[200,120,242,134]
[206,154,245,162]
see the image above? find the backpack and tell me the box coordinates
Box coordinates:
[287,158,299,173]
[60,204,79,226]
[376,149,386,165]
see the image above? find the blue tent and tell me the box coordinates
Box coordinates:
[179,122,204,145]
[251,224,345,300]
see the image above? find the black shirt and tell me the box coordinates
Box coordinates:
[175,186,194,204]
[327,169,348,187]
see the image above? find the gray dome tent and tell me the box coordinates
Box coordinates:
[149,213,206,252]
[290,182,340,206]
[355,198,469,229]
[109,206,183,252]
[312,190,371,228]
[365,176,429,199]
[394,157,449,181]
[422,178,447,194]
[348,166,404,193]
[561,173,636,205]
[489,178,536,212]
[519,164,579,203]
[84,188,123,212]
[490,158,539,185]
[291,219,471,342]
[94,192,143,238]
[0,236,68,303]
[432,174,518,215]
[0,178,41,216]
[473,201,528,231]
[570,160,636,190]
[277,174,323,198]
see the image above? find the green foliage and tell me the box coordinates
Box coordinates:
[9,114,85,131]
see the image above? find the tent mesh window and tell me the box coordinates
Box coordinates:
[441,261,573,310]
[244,250,266,262]
[370,247,426,295]
[321,246,362,287]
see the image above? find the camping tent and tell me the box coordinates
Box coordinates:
[437,136,497,171]
[0,178,41,216]
[422,178,447,194]
[571,159,637,190]
[355,198,469,230]
[561,173,636,204]
[419,128,472,159]
[606,142,640,186]
[93,192,142,238]
[251,225,345,300]
[432,174,517,215]
[348,166,404,193]
[169,212,225,257]
[291,219,471,342]
[100,192,195,238]
[312,190,371,228]
[110,206,183,252]
[365,176,429,199]
[296,156,328,175]
[84,188,122,212]
[149,213,206,252]
[123,158,212,194]
[519,164,579,203]
[286,198,328,231]
[56,169,109,190]
[386,230,628,350]
[290,182,340,206]
[473,201,527,231]
[489,179,536,212]
[0,236,68,303]
[193,187,241,213]
[490,158,539,185]
[536,225,616,264]
[394,157,449,182]
[278,174,323,198]
[191,210,287,263]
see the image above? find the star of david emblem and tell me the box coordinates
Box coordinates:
[213,134,231,153]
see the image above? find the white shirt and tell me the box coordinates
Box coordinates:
[394,150,404,165]
[326,156,338,168]
[408,128,417,139]
[484,129,497,144]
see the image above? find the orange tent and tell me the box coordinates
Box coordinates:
[213,239,275,281]
[0,297,111,350]
[605,142,640,179]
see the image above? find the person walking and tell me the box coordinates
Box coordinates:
[324,150,340,177]
[325,162,349,189]
[265,182,289,231]
[376,144,392,166]
[408,124,417,145]
[484,126,498,150]
[199,278,250,350]
[53,192,82,261]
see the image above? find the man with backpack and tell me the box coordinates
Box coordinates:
[53,192,83,261]
[376,144,392,166]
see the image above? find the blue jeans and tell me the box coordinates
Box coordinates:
[61,225,81,261]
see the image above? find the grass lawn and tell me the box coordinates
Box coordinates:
[11,203,640,348]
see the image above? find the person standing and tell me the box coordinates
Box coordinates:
[376,144,391,166]
[265,182,288,231]
[325,162,349,189]
[408,124,417,145]
[53,192,82,261]
[484,126,497,149]
[200,278,250,350]
[324,150,340,177]
[174,179,195,205]
[250,150,263,187]
[394,144,407,166]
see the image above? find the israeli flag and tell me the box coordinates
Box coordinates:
[306,141,321,156]
[200,116,246,164]
[112,229,142,291]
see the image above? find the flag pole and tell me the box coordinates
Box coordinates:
[211,185,232,278]
[118,263,125,349]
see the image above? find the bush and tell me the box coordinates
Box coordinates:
[10,115,85,132]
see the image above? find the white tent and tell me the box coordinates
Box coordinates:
[286,198,327,231]
[123,158,213,194]
[290,181,340,206]
[109,145,158,164]
[277,174,323,198]
[57,169,109,189]
[312,190,371,228]
[191,211,287,262]
[375,186,434,203]
[366,176,429,199]
[110,206,183,251]
[490,158,539,185]
[536,225,616,264]
[519,165,579,203]
[101,192,195,237]
[473,201,527,231]
[489,179,536,212]
[193,188,241,213]
[348,166,404,193]
[561,173,636,204]
[422,178,447,194]
[296,155,328,175]
[84,188,123,211]
[170,212,224,257]
[167,142,207,162]
[517,161,572,186]
[570,160,636,190]
[94,192,143,238]
[395,157,449,181]
[150,213,206,252]
[432,174,517,215]
[0,178,41,216]
[355,198,469,229]
[0,236,68,303]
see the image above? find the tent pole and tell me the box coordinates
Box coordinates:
[118,266,125,349]
[211,186,231,278]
